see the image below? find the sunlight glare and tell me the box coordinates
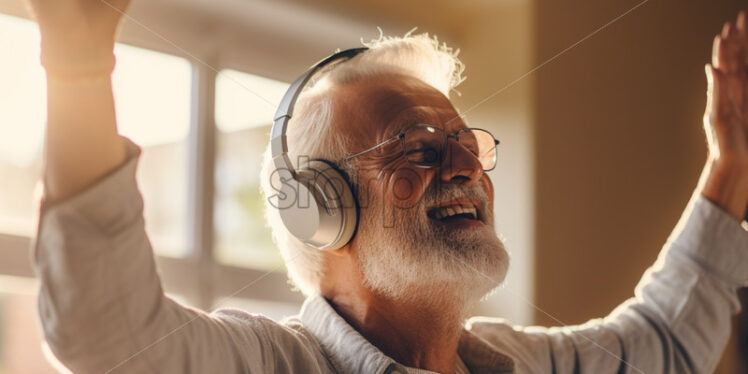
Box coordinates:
[0,14,193,169]
[0,14,45,168]
[215,70,289,132]
[113,44,191,146]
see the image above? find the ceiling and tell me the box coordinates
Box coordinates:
[165,0,510,33]
[144,0,519,51]
[3,0,518,43]
[1,0,520,81]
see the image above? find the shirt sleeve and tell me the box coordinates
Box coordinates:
[468,191,748,373]
[33,137,269,373]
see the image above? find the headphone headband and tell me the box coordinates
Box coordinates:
[270,47,368,174]
[268,47,367,250]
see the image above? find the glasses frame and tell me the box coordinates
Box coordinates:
[341,124,501,171]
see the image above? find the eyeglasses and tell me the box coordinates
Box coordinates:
[342,124,500,171]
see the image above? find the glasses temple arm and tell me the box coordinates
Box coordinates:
[340,134,403,162]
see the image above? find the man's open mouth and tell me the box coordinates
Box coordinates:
[426,198,482,223]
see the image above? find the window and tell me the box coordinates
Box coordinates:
[0,14,194,372]
[0,14,192,259]
[112,44,192,258]
[214,69,290,270]
[0,13,303,373]
[0,14,45,238]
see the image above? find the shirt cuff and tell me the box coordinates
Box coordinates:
[37,136,144,238]
[669,193,748,287]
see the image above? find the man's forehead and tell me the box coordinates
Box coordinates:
[339,75,463,137]
[364,78,450,111]
[379,105,463,138]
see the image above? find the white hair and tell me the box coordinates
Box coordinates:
[259,31,466,296]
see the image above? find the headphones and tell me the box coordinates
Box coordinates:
[270,47,368,250]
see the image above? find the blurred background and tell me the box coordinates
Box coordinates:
[0,0,746,372]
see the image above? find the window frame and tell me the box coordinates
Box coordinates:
[0,13,304,311]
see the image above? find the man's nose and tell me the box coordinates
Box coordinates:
[438,138,483,185]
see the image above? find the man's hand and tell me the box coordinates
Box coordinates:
[26,0,132,203]
[701,10,748,222]
[25,0,131,76]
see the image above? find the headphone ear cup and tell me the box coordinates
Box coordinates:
[277,160,358,250]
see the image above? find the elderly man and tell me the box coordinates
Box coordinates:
[27,0,748,373]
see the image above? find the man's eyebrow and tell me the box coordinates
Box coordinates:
[382,111,437,139]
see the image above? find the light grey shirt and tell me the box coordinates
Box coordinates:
[34,138,748,373]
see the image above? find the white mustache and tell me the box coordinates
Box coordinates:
[420,184,489,212]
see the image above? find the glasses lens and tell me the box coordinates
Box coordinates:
[459,129,497,171]
[403,124,445,167]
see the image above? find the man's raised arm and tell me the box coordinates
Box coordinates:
[27,1,279,372]
[30,0,128,202]
[466,11,748,373]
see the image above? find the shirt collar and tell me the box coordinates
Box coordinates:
[299,295,514,374]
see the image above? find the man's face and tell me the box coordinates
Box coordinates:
[334,74,509,307]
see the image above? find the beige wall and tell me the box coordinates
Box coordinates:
[533,0,745,371]
[455,3,536,325]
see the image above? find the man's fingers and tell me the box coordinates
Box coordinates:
[705,64,715,117]
[722,22,732,38]
[705,65,724,127]
[704,64,746,159]
[717,33,735,73]
[704,64,722,155]
[706,64,721,117]
[737,12,748,70]
[738,11,747,32]
[713,35,722,69]
[717,23,742,74]
[705,65,737,128]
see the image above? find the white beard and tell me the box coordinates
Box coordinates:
[353,181,509,316]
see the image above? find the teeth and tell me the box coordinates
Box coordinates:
[431,204,478,220]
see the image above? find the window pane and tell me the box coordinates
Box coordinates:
[214,70,289,269]
[0,14,45,237]
[0,14,191,258]
[112,44,192,257]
